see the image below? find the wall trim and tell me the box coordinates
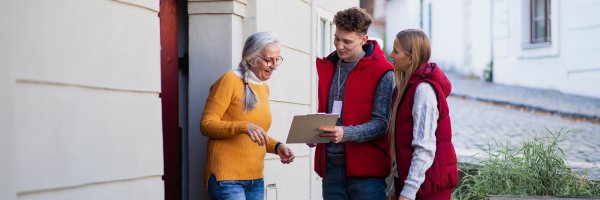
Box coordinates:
[111,0,159,13]
[15,79,159,95]
[16,175,162,197]
[188,0,246,17]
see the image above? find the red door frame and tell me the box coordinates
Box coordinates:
[160,0,181,200]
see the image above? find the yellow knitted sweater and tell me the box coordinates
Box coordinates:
[200,70,278,189]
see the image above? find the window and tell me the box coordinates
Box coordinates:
[318,17,334,58]
[518,0,558,58]
[530,0,550,44]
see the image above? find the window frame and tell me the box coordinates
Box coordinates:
[518,0,558,58]
[317,16,335,58]
[530,0,551,44]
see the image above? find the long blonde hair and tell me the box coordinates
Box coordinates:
[388,29,431,156]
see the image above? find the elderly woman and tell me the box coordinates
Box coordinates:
[200,32,295,200]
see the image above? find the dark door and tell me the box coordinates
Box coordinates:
[160,0,181,199]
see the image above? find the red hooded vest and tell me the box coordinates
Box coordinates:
[315,40,393,178]
[394,63,458,197]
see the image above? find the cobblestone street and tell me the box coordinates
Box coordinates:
[450,96,600,163]
[447,73,600,179]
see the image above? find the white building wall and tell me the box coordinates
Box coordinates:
[2,1,164,199]
[0,3,16,197]
[431,0,491,77]
[316,0,357,14]
[0,88,15,200]
[493,0,600,98]
[429,0,466,72]
[465,0,492,78]
[562,0,600,98]
[492,0,565,91]
[254,1,357,199]
[384,0,421,54]
[384,0,492,77]
[0,79,15,200]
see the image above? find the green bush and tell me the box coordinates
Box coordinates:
[453,129,600,199]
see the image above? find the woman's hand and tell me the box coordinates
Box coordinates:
[276,143,295,164]
[246,123,268,146]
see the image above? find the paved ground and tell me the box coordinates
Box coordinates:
[447,73,600,180]
[447,73,600,120]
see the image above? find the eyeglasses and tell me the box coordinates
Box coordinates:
[257,56,284,67]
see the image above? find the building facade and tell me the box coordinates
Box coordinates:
[1,0,357,200]
[385,0,600,98]
[491,0,600,98]
[1,0,164,200]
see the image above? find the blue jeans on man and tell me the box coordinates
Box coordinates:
[322,161,387,200]
[208,174,264,200]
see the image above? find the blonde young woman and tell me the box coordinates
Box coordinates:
[200,32,295,200]
[388,29,458,200]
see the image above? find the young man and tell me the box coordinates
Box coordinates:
[311,7,394,199]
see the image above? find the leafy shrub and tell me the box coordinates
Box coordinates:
[453,129,600,199]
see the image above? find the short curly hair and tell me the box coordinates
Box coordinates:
[333,7,372,35]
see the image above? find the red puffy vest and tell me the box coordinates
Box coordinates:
[314,40,393,178]
[394,63,458,198]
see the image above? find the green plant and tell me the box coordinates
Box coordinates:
[453,129,600,199]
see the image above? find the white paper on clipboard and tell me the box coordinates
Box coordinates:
[285,113,339,144]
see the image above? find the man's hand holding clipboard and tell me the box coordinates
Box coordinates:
[317,126,344,143]
[285,113,339,144]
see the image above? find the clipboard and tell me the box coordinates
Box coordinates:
[285,113,339,144]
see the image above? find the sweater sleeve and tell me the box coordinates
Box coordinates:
[400,83,438,200]
[265,136,279,154]
[200,73,249,138]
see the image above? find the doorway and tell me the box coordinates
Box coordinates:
[160,0,183,199]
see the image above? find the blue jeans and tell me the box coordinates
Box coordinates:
[322,162,387,200]
[208,175,264,200]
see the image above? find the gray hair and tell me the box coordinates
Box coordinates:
[238,32,279,112]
